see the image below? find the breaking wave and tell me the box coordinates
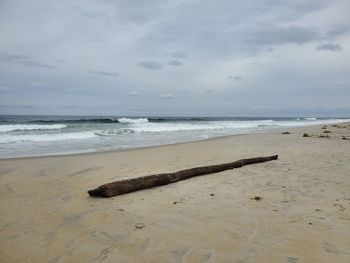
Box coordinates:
[118,118,149,124]
[0,131,97,143]
[33,118,119,124]
[0,124,67,133]
[94,129,135,136]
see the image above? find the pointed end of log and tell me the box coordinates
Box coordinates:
[88,187,108,197]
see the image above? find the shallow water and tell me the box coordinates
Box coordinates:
[0,115,349,158]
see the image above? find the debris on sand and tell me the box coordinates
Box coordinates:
[88,156,278,197]
[323,130,331,133]
[135,223,145,229]
[282,131,290,134]
[303,133,310,137]
[332,124,347,128]
[173,199,185,205]
[319,134,330,138]
[251,196,262,201]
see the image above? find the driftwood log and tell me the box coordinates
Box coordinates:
[88,155,278,197]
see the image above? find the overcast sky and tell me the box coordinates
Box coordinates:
[0,0,349,116]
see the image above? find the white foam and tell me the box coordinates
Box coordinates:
[270,118,350,127]
[129,119,350,133]
[0,124,66,132]
[0,131,97,143]
[118,118,149,124]
[94,129,135,136]
[131,121,273,133]
[304,117,317,120]
[131,122,222,133]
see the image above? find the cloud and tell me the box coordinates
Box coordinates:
[316,43,342,52]
[205,89,214,93]
[0,51,54,69]
[327,25,350,38]
[165,51,188,59]
[80,10,106,19]
[0,105,36,109]
[0,52,29,61]
[228,75,243,82]
[129,91,140,96]
[159,94,174,99]
[137,61,163,70]
[168,60,182,66]
[0,86,10,91]
[249,25,320,45]
[336,82,349,89]
[89,70,119,76]
[22,61,54,69]
[30,81,44,87]
[66,87,84,92]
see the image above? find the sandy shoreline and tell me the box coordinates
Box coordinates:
[1,123,350,262]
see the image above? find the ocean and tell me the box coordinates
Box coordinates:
[0,115,349,158]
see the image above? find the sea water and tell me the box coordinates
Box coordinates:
[0,115,349,158]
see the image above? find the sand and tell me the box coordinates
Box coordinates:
[0,123,350,262]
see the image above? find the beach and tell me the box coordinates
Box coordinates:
[0,123,349,262]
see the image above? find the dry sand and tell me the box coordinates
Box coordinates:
[1,123,350,262]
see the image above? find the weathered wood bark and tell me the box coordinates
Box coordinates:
[88,155,278,197]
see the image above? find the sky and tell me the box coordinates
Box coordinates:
[0,0,350,117]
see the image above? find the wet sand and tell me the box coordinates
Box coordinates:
[1,123,350,262]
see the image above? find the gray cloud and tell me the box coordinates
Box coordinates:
[336,82,348,88]
[129,91,140,96]
[21,60,54,69]
[327,25,350,38]
[80,10,106,19]
[0,104,36,109]
[159,94,174,99]
[228,76,243,82]
[66,87,84,92]
[168,60,182,66]
[249,25,320,45]
[137,61,162,70]
[30,81,44,87]
[317,43,342,52]
[0,86,10,91]
[0,52,29,61]
[0,51,54,69]
[89,70,119,77]
[165,51,188,59]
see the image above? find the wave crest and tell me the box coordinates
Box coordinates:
[118,118,149,124]
[94,129,135,136]
[0,131,97,143]
[0,124,67,133]
[34,118,119,124]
